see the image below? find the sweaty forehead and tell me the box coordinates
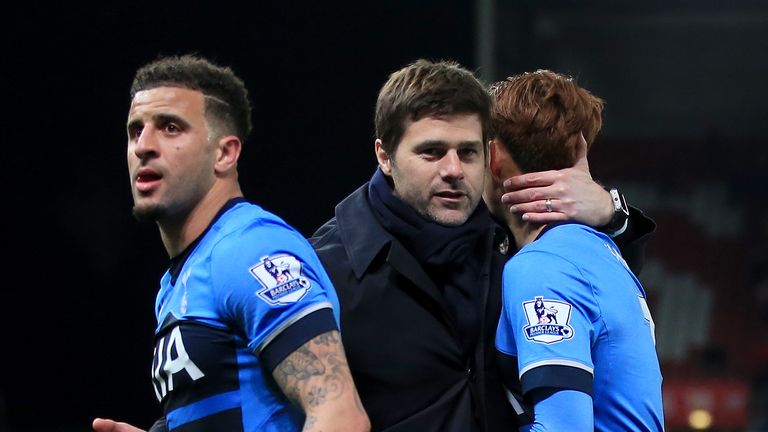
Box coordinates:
[128,86,206,119]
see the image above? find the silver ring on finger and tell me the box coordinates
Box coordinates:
[545,198,553,212]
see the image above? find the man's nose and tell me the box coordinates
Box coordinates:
[440,150,464,179]
[133,127,158,159]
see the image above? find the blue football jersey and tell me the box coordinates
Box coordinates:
[151,199,340,431]
[496,223,664,431]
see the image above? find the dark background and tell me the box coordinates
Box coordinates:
[2,1,766,431]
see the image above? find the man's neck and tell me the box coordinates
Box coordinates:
[486,181,545,249]
[158,182,243,257]
[509,218,546,249]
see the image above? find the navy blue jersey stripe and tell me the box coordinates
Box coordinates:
[261,307,338,372]
[521,364,593,396]
[170,408,243,432]
[166,390,242,430]
[153,322,240,412]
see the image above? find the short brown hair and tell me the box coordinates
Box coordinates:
[375,59,491,154]
[490,70,604,172]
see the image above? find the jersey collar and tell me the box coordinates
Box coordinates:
[168,197,247,285]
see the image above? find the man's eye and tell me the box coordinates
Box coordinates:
[128,126,143,139]
[164,123,181,133]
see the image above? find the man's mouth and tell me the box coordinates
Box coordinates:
[434,190,467,202]
[135,169,163,193]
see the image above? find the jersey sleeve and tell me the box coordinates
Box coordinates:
[500,249,602,397]
[210,221,340,371]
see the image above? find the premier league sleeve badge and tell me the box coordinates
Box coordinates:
[522,296,575,344]
[249,254,312,306]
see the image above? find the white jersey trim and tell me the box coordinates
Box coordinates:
[505,389,527,415]
[519,359,594,377]
[254,302,334,354]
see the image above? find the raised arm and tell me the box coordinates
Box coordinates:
[500,134,655,273]
[273,330,370,432]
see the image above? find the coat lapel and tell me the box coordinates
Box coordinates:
[387,240,458,333]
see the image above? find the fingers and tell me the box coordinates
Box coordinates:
[505,132,591,193]
[92,418,146,432]
[507,199,558,215]
[572,132,592,176]
[93,419,117,432]
[507,199,571,223]
[503,170,561,191]
[520,212,569,224]
[502,186,563,206]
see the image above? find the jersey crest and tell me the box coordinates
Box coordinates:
[250,254,312,305]
[522,296,575,344]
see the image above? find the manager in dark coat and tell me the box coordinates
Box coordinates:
[310,59,654,432]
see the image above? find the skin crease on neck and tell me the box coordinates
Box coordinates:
[484,139,546,248]
[126,86,243,257]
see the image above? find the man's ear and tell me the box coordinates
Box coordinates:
[214,135,242,174]
[375,139,393,175]
[488,139,504,181]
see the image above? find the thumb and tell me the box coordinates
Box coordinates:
[93,418,145,432]
[572,132,591,175]
[93,418,117,432]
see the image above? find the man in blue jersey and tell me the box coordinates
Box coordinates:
[485,70,664,430]
[93,55,369,432]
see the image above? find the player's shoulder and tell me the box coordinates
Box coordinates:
[519,224,607,262]
[201,202,315,274]
[539,222,604,247]
[214,201,307,245]
[309,216,340,250]
[504,226,595,293]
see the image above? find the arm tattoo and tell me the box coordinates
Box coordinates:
[273,346,325,402]
[272,330,366,430]
[311,331,340,346]
[307,386,327,407]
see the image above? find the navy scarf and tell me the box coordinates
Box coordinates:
[367,168,488,353]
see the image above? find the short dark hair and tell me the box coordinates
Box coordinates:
[490,70,604,173]
[130,54,253,142]
[375,59,491,154]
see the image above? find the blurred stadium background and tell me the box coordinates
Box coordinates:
[2,1,765,431]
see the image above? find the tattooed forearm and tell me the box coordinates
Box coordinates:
[273,346,325,403]
[272,330,369,431]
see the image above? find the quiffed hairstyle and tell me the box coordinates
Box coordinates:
[490,70,604,173]
[375,59,491,154]
[130,54,253,142]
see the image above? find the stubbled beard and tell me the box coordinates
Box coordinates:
[132,203,167,222]
[423,207,469,227]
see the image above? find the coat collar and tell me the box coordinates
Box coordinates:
[335,182,513,277]
[335,183,458,328]
[335,183,393,279]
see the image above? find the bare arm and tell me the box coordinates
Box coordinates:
[273,330,370,432]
